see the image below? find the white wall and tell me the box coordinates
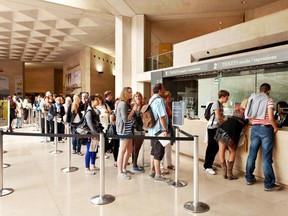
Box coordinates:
[173,9,288,67]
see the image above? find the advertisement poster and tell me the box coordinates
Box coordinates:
[15,76,23,97]
[65,70,82,95]
[0,76,9,97]
[0,100,9,128]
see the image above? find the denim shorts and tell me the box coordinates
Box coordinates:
[117,131,133,141]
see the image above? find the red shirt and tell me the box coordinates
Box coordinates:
[166,105,172,118]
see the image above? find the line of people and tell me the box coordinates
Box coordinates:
[6,82,286,190]
[6,87,176,181]
[6,94,33,132]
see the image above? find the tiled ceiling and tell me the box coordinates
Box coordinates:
[0,0,281,68]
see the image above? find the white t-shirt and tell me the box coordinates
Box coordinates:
[207,101,223,129]
[96,105,109,130]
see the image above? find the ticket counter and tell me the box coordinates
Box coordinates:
[179,119,288,186]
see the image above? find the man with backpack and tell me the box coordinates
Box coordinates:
[203,90,230,175]
[148,83,170,182]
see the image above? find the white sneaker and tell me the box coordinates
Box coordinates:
[85,170,96,175]
[205,168,216,175]
[118,173,131,180]
[123,169,134,176]
[91,167,100,171]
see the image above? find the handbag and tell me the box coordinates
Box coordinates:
[75,111,91,134]
[75,118,91,134]
[107,123,116,136]
[47,113,54,121]
[133,115,144,131]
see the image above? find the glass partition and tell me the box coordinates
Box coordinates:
[146,51,173,71]
[166,64,288,120]
[257,69,288,103]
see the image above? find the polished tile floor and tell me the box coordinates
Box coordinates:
[0,125,287,216]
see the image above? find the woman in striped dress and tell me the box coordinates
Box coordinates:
[116,87,137,180]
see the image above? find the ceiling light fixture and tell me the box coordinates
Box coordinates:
[218,21,222,25]
[241,1,246,4]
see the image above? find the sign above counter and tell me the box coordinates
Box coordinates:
[162,45,288,78]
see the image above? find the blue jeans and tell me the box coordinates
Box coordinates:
[85,140,97,169]
[245,125,275,188]
[72,126,81,152]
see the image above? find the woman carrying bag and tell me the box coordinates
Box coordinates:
[66,94,83,155]
[116,87,137,180]
[83,95,104,175]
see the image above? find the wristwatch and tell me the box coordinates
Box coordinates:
[163,129,168,132]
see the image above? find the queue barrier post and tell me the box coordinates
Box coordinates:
[37,111,41,131]
[90,132,115,205]
[33,110,40,131]
[61,124,78,173]
[0,129,14,196]
[49,116,63,154]
[168,127,187,187]
[140,130,149,170]
[28,108,31,125]
[2,145,10,169]
[42,113,49,143]
[184,135,210,213]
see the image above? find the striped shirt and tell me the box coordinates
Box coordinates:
[251,98,274,125]
[124,107,133,133]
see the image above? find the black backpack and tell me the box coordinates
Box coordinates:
[204,102,214,121]
[204,101,220,121]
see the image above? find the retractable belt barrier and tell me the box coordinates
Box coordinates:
[0,128,210,213]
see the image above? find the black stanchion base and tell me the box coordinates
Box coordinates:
[184,201,210,213]
[167,179,187,187]
[61,167,79,173]
[3,150,7,154]
[49,150,63,154]
[90,194,115,205]
[3,163,10,168]
[0,188,14,197]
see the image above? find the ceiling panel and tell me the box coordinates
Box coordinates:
[0,0,282,68]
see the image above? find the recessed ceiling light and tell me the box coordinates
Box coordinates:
[219,21,222,25]
[241,1,246,4]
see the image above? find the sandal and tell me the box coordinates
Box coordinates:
[167,165,175,170]
[160,168,169,175]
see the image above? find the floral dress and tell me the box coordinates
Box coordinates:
[214,108,247,149]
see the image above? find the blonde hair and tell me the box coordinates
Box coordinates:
[119,87,132,104]
[95,93,104,104]
[241,98,248,109]
[65,96,72,105]
[71,94,80,114]
[162,91,171,99]
[132,92,143,104]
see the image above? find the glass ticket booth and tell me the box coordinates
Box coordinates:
[158,46,288,120]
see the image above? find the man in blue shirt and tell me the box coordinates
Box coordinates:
[148,83,170,182]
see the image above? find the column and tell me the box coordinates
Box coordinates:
[115,16,132,96]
